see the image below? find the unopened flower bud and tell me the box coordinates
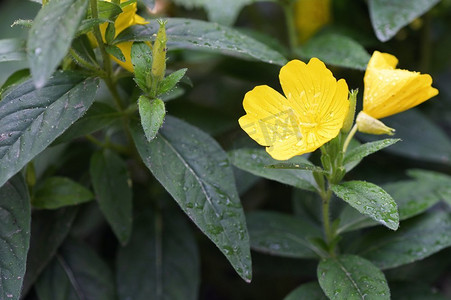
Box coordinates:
[341,89,357,133]
[356,111,395,135]
[151,20,167,89]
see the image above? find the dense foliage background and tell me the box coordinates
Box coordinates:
[1,0,451,299]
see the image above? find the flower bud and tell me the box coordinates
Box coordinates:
[356,111,395,135]
[151,20,167,91]
[341,89,357,133]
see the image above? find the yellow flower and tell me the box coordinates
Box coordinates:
[99,0,148,72]
[357,51,438,135]
[239,58,349,160]
[295,0,331,44]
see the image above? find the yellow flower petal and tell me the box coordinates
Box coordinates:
[113,41,134,72]
[295,0,331,44]
[363,51,438,119]
[239,58,349,160]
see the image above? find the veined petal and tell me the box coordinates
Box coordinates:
[239,85,302,149]
[363,51,439,119]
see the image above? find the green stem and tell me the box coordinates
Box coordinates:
[342,124,358,153]
[283,2,297,55]
[320,188,334,246]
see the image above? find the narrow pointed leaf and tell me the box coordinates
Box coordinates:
[22,208,78,296]
[344,138,400,171]
[117,208,200,300]
[115,18,287,66]
[369,0,440,42]
[35,239,116,300]
[0,72,98,188]
[158,68,187,95]
[131,42,153,92]
[90,150,133,245]
[138,96,165,142]
[0,39,26,62]
[131,116,252,282]
[0,174,30,300]
[247,211,323,258]
[332,181,399,230]
[353,212,451,270]
[265,162,324,173]
[28,0,89,87]
[284,282,327,300]
[317,255,390,300]
[32,177,93,209]
[229,148,317,192]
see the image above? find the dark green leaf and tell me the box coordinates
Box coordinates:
[317,255,390,300]
[344,138,400,171]
[0,174,30,300]
[298,33,370,70]
[77,18,112,36]
[369,0,440,42]
[0,38,26,62]
[90,150,132,245]
[131,116,252,282]
[354,212,451,269]
[390,282,448,300]
[96,0,122,20]
[229,148,317,192]
[171,0,253,26]
[105,45,125,62]
[247,211,323,258]
[115,18,287,66]
[158,68,187,95]
[53,102,121,144]
[117,208,200,300]
[131,42,152,92]
[407,169,451,205]
[32,177,93,209]
[70,35,99,69]
[284,282,327,300]
[0,69,30,98]
[22,207,78,296]
[338,171,449,233]
[27,0,89,88]
[265,162,324,173]
[138,96,165,142]
[331,181,399,230]
[0,72,98,188]
[359,109,451,165]
[35,238,116,300]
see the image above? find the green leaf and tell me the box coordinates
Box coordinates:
[131,116,252,282]
[171,0,253,26]
[247,211,323,258]
[407,169,451,205]
[22,207,78,297]
[131,42,153,92]
[338,171,450,233]
[265,162,325,173]
[77,18,112,36]
[0,72,98,188]
[32,177,94,209]
[27,0,89,88]
[105,45,125,62]
[317,255,390,300]
[54,102,121,144]
[284,282,327,300]
[369,0,440,42]
[331,181,399,230]
[115,18,287,66]
[138,96,166,142]
[390,282,448,300]
[354,212,451,270]
[0,69,30,98]
[298,33,370,70]
[71,35,99,68]
[229,148,317,192]
[117,208,200,300]
[0,38,26,62]
[139,0,155,9]
[96,0,122,20]
[158,68,188,95]
[35,238,116,300]
[344,138,400,171]
[359,109,451,165]
[0,174,30,300]
[90,150,132,245]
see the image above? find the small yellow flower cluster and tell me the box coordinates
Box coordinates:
[239,52,438,160]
